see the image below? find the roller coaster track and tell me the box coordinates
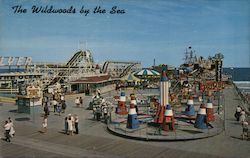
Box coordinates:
[50,50,94,85]
[66,51,83,67]
[119,63,138,78]
[101,61,141,74]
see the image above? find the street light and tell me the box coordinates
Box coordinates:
[230,67,234,82]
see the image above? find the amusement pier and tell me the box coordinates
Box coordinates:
[0,47,249,158]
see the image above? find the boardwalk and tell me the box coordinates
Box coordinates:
[0,86,249,158]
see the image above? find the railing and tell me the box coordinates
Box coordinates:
[0,88,18,92]
[107,114,224,141]
[0,96,16,103]
[232,82,250,109]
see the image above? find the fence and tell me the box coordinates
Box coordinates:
[107,112,224,141]
[232,82,250,110]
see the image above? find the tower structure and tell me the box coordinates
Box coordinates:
[155,70,169,123]
[206,98,215,122]
[127,95,140,129]
[116,92,128,115]
[163,104,175,131]
[194,104,208,129]
[184,96,195,116]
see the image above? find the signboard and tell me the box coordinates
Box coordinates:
[200,81,225,92]
[0,56,32,66]
[27,86,41,98]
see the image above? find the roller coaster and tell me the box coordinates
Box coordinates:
[31,50,96,87]
[31,50,141,87]
[0,50,142,92]
[101,60,141,78]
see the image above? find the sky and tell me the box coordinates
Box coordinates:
[0,0,249,67]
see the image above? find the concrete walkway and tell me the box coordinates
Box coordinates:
[0,86,249,158]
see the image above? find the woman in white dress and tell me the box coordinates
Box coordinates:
[240,109,246,123]
[67,116,73,136]
[8,117,15,137]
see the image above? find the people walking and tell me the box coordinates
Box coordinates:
[64,117,68,135]
[44,103,50,116]
[42,115,48,133]
[242,121,249,140]
[235,105,242,121]
[102,105,108,123]
[8,117,15,137]
[42,96,48,107]
[75,97,80,108]
[74,115,79,134]
[3,120,11,142]
[61,100,67,113]
[57,103,62,116]
[79,97,83,107]
[60,94,65,102]
[240,109,246,123]
[93,106,97,120]
[96,106,101,121]
[52,99,58,113]
[68,114,73,136]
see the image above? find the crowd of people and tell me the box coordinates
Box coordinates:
[64,114,79,136]
[42,93,67,116]
[92,97,113,123]
[39,92,84,135]
[234,105,249,140]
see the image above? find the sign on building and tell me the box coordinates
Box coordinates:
[0,56,32,66]
[200,81,225,92]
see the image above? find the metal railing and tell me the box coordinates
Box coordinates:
[107,112,224,141]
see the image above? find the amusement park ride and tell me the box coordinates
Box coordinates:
[1,48,226,139]
[110,50,225,138]
[112,70,219,131]
[0,50,141,93]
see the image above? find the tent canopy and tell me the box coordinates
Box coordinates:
[134,69,160,76]
[121,73,140,82]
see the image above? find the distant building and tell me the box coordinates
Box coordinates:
[70,74,119,95]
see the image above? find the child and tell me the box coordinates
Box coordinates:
[42,115,48,133]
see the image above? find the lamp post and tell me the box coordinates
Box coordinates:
[214,53,224,115]
[230,67,234,82]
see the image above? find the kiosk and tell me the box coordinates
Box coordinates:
[17,85,42,114]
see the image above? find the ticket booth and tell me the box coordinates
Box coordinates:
[16,85,42,114]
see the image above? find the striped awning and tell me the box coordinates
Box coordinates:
[135,69,160,76]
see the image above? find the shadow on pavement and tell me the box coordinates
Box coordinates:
[9,109,18,113]
[230,136,243,140]
[58,131,68,135]
[15,117,30,121]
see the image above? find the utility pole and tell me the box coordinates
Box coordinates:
[214,53,224,115]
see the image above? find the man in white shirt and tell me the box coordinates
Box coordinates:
[4,120,11,142]
[75,97,80,107]
[8,117,15,137]
[235,105,242,121]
